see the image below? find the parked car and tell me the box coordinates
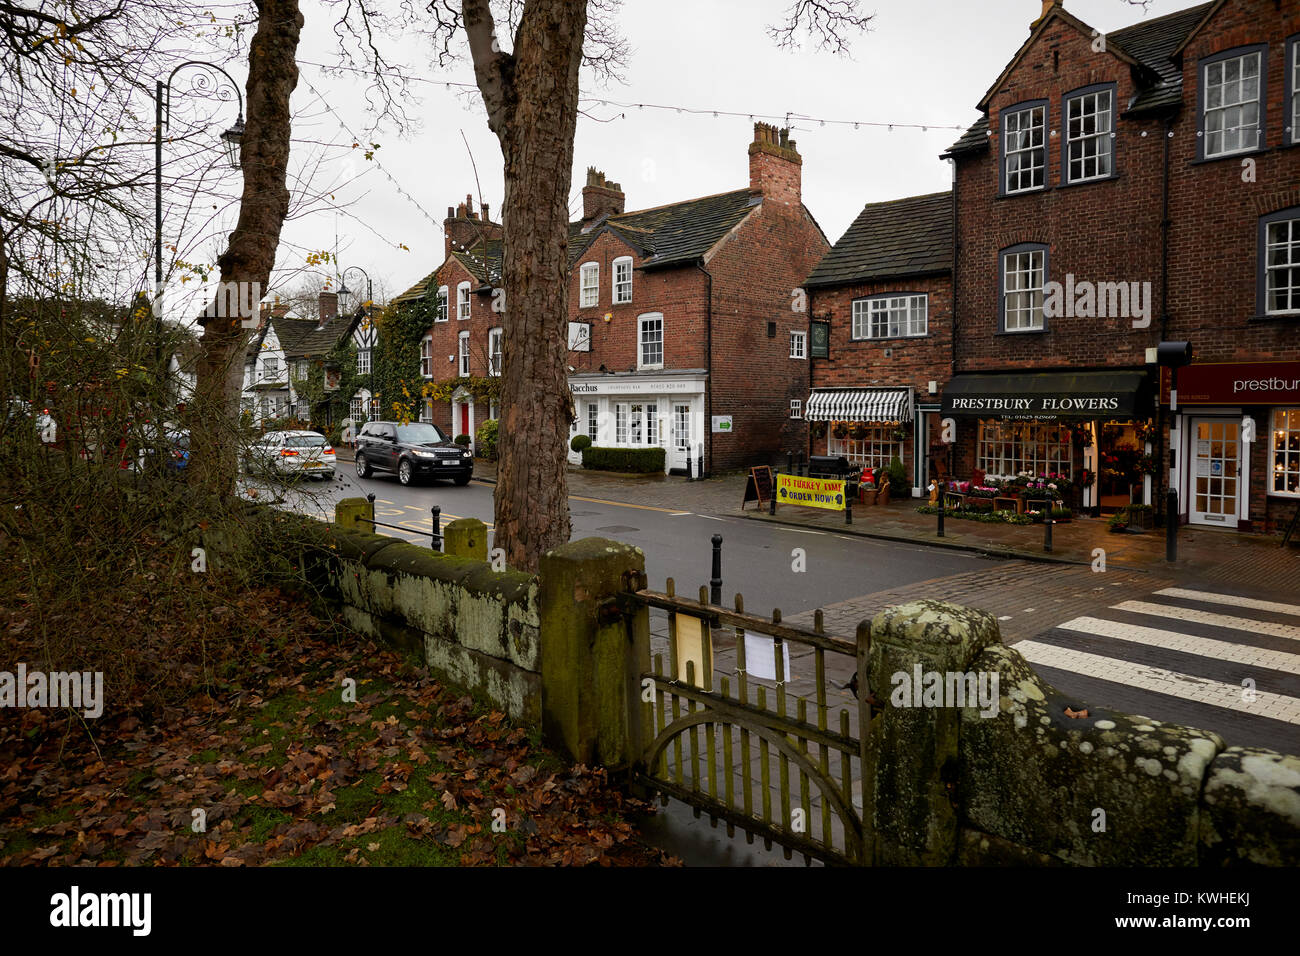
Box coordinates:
[355,421,472,486]
[246,429,336,480]
[5,397,56,443]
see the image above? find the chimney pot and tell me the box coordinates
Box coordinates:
[748,123,802,206]
[581,168,625,228]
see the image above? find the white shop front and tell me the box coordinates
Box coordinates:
[567,370,708,474]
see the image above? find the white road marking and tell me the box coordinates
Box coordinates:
[1113,601,1300,642]
[1153,588,1300,619]
[1058,616,1300,675]
[778,527,825,535]
[669,512,692,516]
[1014,641,1300,724]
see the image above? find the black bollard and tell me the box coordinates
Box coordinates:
[937,484,945,537]
[710,534,723,605]
[845,484,853,525]
[698,446,705,481]
[686,453,693,482]
[770,469,778,515]
[1044,505,1053,553]
[431,505,442,552]
[1166,489,1178,562]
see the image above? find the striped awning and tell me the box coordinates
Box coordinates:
[805,387,913,423]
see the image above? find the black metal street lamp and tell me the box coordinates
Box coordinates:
[337,266,373,317]
[155,61,244,294]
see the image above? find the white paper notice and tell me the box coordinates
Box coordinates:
[742,630,791,682]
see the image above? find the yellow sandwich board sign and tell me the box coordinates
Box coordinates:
[776,474,846,511]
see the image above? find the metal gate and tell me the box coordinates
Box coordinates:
[629,578,873,865]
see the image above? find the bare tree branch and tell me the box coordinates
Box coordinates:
[767,0,873,56]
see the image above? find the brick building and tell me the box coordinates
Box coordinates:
[397,124,829,473]
[803,191,953,496]
[937,0,1299,532]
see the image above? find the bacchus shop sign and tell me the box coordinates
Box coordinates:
[941,370,1151,420]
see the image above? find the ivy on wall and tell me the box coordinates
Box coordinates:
[290,337,360,433]
[367,292,503,425]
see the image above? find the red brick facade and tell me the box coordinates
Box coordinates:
[940,0,1300,533]
[808,272,954,489]
[412,125,829,474]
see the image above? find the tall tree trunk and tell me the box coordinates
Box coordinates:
[464,0,586,573]
[189,0,303,499]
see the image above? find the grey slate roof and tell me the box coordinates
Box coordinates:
[394,188,773,306]
[1109,1,1214,113]
[569,189,761,269]
[943,1,1214,156]
[803,191,952,288]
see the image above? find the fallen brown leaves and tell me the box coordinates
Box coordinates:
[0,595,677,868]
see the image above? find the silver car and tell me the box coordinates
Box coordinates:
[247,430,336,480]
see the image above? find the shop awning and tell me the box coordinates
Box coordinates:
[805,387,913,423]
[941,370,1152,419]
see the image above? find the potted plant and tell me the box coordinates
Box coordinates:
[832,422,849,440]
[967,484,998,511]
[887,456,907,499]
[809,421,827,440]
[876,469,891,506]
[891,426,907,443]
[1126,503,1155,530]
[1049,506,1072,523]
[849,423,869,441]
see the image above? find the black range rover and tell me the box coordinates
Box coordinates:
[354,421,473,486]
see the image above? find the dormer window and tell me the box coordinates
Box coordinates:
[1001,101,1047,194]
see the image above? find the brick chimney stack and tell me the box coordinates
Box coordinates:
[444,193,503,257]
[1033,0,1061,26]
[318,290,338,328]
[581,168,625,230]
[748,122,802,208]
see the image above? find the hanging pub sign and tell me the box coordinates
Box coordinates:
[323,364,341,391]
[810,321,830,359]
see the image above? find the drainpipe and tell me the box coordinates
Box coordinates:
[1156,114,1173,521]
[947,157,959,486]
[697,261,714,477]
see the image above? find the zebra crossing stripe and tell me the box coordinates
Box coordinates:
[1013,641,1300,725]
[1058,616,1300,676]
[1152,588,1300,619]
[1112,601,1300,642]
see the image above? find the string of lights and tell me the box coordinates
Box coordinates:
[300,71,446,237]
[294,59,969,134]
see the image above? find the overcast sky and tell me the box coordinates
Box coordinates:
[261,0,1195,306]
